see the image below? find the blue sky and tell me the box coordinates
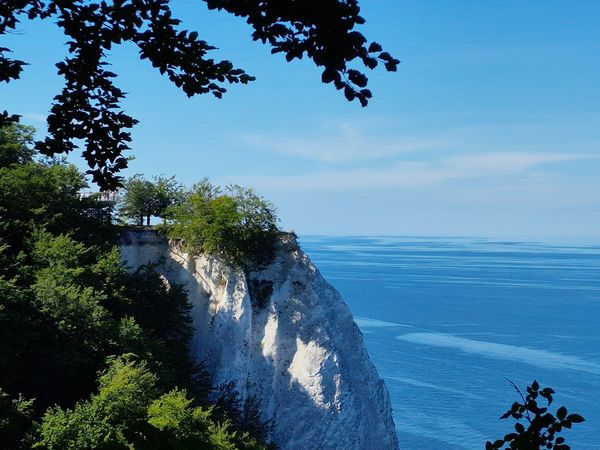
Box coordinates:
[3,1,600,238]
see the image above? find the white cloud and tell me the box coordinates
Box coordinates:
[225,152,592,192]
[21,113,47,123]
[443,152,585,172]
[240,122,461,163]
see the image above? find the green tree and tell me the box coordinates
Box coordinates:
[0,125,273,448]
[0,388,35,449]
[118,264,197,390]
[34,356,160,449]
[119,174,184,226]
[0,123,35,168]
[1,1,398,189]
[0,125,116,255]
[152,175,186,223]
[119,174,156,226]
[34,356,265,450]
[163,181,279,269]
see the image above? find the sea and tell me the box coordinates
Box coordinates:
[299,236,600,450]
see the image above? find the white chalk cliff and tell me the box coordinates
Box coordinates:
[119,230,399,450]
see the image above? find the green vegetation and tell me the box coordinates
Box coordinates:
[0,123,35,167]
[162,181,279,269]
[35,356,263,450]
[118,175,280,269]
[119,174,186,226]
[0,123,270,449]
[162,180,279,269]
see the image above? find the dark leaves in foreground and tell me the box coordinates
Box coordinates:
[485,380,584,450]
[1,0,398,190]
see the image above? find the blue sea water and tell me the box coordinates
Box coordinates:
[299,236,600,450]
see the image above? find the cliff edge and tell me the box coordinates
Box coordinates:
[119,230,399,450]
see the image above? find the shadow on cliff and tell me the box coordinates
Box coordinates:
[120,230,395,449]
[161,250,334,447]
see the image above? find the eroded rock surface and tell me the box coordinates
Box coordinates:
[120,230,399,450]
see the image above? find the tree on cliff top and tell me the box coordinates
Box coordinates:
[162,180,279,269]
[1,0,399,190]
[119,174,185,226]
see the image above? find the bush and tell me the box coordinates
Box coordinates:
[162,180,279,269]
[34,356,266,450]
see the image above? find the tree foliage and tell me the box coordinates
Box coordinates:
[1,0,399,189]
[0,388,35,449]
[486,380,585,450]
[0,124,117,253]
[0,125,271,449]
[162,180,279,269]
[119,174,155,226]
[0,122,35,167]
[212,381,275,448]
[153,175,187,222]
[119,174,185,226]
[35,356,265,450]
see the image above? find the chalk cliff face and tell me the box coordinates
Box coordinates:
[119,230,399,450]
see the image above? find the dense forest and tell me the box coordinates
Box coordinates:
[0,123,275,449]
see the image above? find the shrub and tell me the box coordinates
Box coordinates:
[163,180,279,269]
[34,356,266,450]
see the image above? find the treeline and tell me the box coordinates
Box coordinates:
[0,123,273,449]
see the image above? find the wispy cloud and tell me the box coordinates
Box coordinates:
[225,152,591,191]
[21,113,47,123]
[442,152,585,173]
[240,122,461,163]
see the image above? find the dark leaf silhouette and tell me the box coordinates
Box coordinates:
[1,0,398,190]
[485,380,584,450]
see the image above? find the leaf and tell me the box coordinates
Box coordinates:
[347,69,368,88]
[364,57,378,69]
[384,61,398,72]
[556,406,567,420]
[321,69,337,84]
[368,42,382,53]
[566,413,584,423]
[344,85,355,101]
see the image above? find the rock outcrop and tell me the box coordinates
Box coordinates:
[119,230,399,450]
